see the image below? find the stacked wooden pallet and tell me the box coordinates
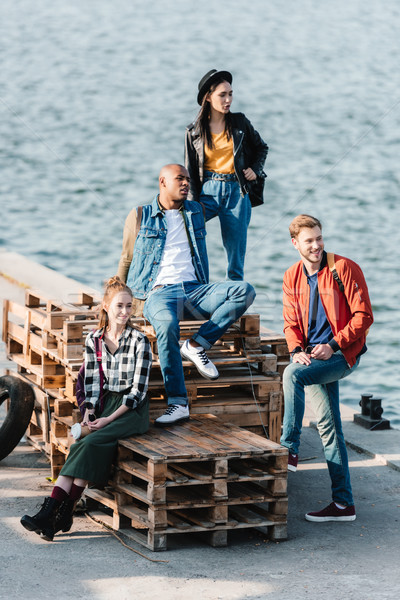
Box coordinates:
[3,289,289,516]
[2,290,99,456]
[142,313,284,441]
[260,325,290,378]
[85,414,288,551]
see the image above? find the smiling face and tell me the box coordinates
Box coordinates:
[292,226,324,274]
[104,291,133,328]
[207,80,233,116]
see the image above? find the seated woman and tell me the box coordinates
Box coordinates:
[20,276,152,541]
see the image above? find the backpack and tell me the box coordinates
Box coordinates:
[75,336,104,417]
[327,252,370,337]
[326,252,344,292]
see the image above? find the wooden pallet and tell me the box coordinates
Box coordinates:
[3,288,288,480]
[148,367,282,439]
[260,326,290,371]
[142,315,263,360]
[85,414,288,551]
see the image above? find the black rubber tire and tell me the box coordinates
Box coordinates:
[0,375,35,461]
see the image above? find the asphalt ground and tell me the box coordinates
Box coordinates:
[1,402,399,600]
[1,253,399,599]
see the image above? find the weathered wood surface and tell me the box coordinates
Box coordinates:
[3,288,288,453]
[1,253,289,550]
[85,414,288,551]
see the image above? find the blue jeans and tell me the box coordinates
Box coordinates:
[200,172,251,281]
[281,351,360,506]
[143,280,255,406]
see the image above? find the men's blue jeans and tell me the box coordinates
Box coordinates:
[143,280,255,406]
[200,172,251,281]
[280,351,360,506]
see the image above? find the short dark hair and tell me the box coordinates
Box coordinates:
[289,214,322,239]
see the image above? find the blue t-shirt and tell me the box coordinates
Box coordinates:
[307,271,334,347]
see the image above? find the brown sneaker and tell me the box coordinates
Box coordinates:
[288,453,298,472]
[305,502,356,522]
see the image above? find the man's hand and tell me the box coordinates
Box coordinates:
[292,351,312,365]
[243,168,257,181]
[310,344,334,361]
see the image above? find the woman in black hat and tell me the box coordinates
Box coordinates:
[185,69,268,280]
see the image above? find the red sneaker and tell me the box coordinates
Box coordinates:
[288,453,298,472]
[305,502,356,522]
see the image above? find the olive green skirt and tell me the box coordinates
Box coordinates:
[60,391,149,485]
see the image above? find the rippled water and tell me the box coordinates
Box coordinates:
[1,0,399,425]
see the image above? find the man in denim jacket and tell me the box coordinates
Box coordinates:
[117,164,255,426]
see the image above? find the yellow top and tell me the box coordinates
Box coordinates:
[204,132,235,174]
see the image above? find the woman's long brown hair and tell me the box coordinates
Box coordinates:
[195,77,232,150]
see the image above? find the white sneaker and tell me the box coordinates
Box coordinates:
[155,404,190,427]
[180,339,219,380]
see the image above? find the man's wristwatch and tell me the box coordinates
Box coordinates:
[290,346,303,357]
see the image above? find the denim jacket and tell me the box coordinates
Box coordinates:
[126,196,209,299]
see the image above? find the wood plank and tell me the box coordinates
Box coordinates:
[226,482,268,503]
[117,505,148,529]
[2,299,9,344]
[180,355,266,368]
[117,459,150,481]
[169,462,213,482]
[143,427,211,459]
[229,506,263,524]
[197,415,285,453]
[124,429,208,460]
[118,437,168,461]
[147,370,279,389]
[180,418,265,456]
[114,481,150,505]
[186,415,276,455]
[173,509,216,529]
[166,467,189,484]
[160,422,240,457]
[167,513,192,530]
[84,487,117,511]
[115,481,221,509]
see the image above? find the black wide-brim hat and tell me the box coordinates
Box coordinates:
[197,69,233,105]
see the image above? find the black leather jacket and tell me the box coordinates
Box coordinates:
[184,112,268,203]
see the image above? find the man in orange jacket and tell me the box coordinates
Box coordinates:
[281,214,373,522]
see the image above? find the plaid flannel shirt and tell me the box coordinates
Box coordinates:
[84,326,152,410]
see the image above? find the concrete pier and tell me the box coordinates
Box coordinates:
[1,251,399,600]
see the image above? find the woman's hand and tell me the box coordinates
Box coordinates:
[243,168,257,181]
[88,416,111,431]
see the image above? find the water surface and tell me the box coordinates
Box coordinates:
[1,0,399,425]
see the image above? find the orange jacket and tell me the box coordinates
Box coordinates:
[283,252,373,367]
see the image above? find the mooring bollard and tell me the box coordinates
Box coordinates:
[353,393,391,430]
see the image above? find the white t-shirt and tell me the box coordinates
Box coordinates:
[152,209,197,287]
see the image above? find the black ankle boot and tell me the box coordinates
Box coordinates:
[54,498,76,534]
[20,497,60,541]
